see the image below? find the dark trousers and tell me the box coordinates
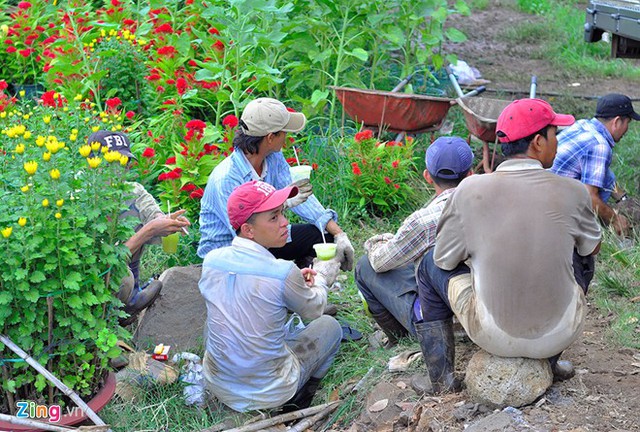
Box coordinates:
[269,223,334,268]
[417,248,596,322]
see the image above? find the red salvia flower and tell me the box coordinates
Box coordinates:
[354,130,374,142]
[392,160,399,168]
[125,110,135,120]
[222,114,238,128]
[351,162,362,176]
[141,147,155,158]
[105,97,122,109]
[165,156,176,164]
[189,188,204,199]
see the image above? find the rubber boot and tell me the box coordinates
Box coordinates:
[280,377,322,413]
[370,310,409,348]
[548,353,575,382]
[116,272,136,304]
[120,280,163,326]
[414,319,460,394]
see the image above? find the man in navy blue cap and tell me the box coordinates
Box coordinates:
[355,136,473,349]
[551,93,640,236]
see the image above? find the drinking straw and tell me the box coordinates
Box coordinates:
[293,146,301,166]
[321,230,327,244]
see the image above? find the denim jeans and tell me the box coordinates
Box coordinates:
[286,315,342,389]
[355,256,418,335]
[417,248,597,323]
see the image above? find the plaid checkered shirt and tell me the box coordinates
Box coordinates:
[551,118,616,202]
[367,188,455,273]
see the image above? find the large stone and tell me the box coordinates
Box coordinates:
[465,350,552,408]
[134,265,205,353]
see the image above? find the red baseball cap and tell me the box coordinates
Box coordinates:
[228,181,298,230]
[496,99,575,143]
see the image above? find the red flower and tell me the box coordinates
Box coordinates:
[391,160,399,168]
[213,40,224,51]
[18,1,32,9]
[158,172,169,181]
[181,183,197,192]
[165,156,176,165]
[4,39,13,45]
[312,162,318,170]
[394,184,400,189]
[222,114,238,128]
[125,110,135,120]
[0,80,7,91]
[40,91,66,108]
[167,168,182,180]
[188,59,198,67]
[176,77,189,95]
[6,47,17,54]
[384,176,392,185]
[154,23,174,34]
[146,73,161,81]
[166,78,176,85]
[351,162,362,176]
[157,45,176,57]
[142,147,155,158]
[19,48,33,57]
[185,119,206,131]
[105,97,122,109]
[386,141,397,147]
[198,80,220,90]
[189,188,204,199]
[208,27,220,35]
[354,130,374,142]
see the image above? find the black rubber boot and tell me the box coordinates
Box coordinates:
[120,280,163,326]
[414,319,460,394]
[548,353,575,382]
[280,377,322,413]
[370,310,409,348]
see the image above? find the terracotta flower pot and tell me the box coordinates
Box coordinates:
[0,372,116,432]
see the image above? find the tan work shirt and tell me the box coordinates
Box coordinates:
[434,159,601,358]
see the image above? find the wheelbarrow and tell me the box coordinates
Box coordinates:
[330,86,454,135]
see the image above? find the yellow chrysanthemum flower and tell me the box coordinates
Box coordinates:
[43,115,51,124]
[23,161,38,175]
[92,126,100,132]
[100,146,108,154]
[69,134,77,142]
[50,169,61,180]
[90,141,101,151]
[104,150,122,163]
[45,140,61,154]
[35,135,46,147]
[23,114,30,120]
[120,155,129,166]
[42,199,49,207]
[15,143,25,154]
[18,217,27,227]
[55,212,62,219]
[1,227,12,238]
[23,131,31,139]
[79,145,92,157]
[43,152,51,162]
[21,185,29,193]
[19,90,25,97]
[0,112,6,118]
[56,199,64,207]
[74,94,83,101]
[87,157,102,169]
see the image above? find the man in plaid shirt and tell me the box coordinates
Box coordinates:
[551,93,639,236]
[355,137,473,347]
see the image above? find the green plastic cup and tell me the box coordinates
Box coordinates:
[313,243,337,260]
[162,232,180,254]
[289,165,313,182]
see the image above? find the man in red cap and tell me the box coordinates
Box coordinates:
[415,99,601,394]
[199,180,342,412]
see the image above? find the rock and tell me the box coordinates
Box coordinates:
[363,381,415,427]
[135,265,205,352]
[465,350,552,408]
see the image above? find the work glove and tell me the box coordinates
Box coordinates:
[334,232,355,272]
[284,178,313,209]
[364,233,395,254]
[313,257,342,289]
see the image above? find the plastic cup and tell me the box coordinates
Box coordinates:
[289,165,313,183]
[162,232,180,254]
[313,243,337,260]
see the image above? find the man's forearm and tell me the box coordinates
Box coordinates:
[325,220,343,236]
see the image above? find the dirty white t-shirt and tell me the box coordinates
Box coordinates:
[434,159,601,358]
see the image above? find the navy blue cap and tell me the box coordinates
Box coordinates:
[87,130,136,159]
[426,136,474,180]
[596,93,640,120]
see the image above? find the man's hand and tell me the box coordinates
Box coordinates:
[301,267,317,287]
[364,233,394,254]
[284,178,313,209]
[313,257,341,288]
[612,212,631,237]
[335,232,355,271]
[149,209,191,237]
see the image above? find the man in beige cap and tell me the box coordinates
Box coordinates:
[198,98,354,274]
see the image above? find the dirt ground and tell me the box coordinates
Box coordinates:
[345,2,640,431]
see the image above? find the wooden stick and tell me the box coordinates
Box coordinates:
[47,296,55,405]
[289,400,340,432]
[207,401,339,432]
[0,334,110,430]
[1,364,16,415]
[0,413,75,432]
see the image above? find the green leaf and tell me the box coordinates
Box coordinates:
[24,290,39,303]
[346,48,368,62]
[0,291,12,305]
[445,28,467,43]
[64,272,82,291]
[310,89,329,107]
[67,295,83,309]
[4,380,16,393]
[30,270,46,283]
[14,268,28,280]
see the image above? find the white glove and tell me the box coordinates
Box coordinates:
[284,178,313,209]
[335,232,355,272]
[313,257,342,289]
[364,233,394,254]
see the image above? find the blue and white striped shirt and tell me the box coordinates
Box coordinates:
[550,118,616,202]
[197,149,337,258]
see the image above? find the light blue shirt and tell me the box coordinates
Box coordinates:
[197,149,338,258]
[200,237,326,411]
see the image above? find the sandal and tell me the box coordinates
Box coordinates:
[341,324,363,342]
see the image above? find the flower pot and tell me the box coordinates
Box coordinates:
[0,372,116,432]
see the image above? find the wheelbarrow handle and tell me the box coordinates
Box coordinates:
[391,72,415,93]
[530,76,537,98]
[460,85,486,99]
[446,65,466,98]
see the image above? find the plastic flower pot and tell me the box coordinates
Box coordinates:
[0,372,116,432]
[162,232,180,254]
[289,165,313,182]
[313,243,337,260]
